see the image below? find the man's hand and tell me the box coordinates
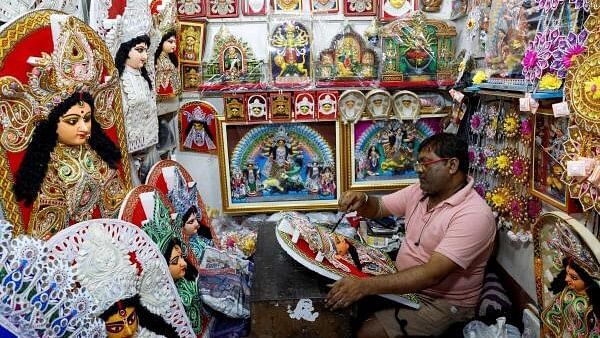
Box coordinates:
[325,277,367,310]
[339,191,367,213]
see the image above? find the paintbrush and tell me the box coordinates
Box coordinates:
[330,211,349,234]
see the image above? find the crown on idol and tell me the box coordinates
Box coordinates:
[168,167,202,224]
[185,106,214,124]
[549,221,600,280]
[0,220,105,336]
[0,15,118,152]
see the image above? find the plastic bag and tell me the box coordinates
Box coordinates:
[463,317,521,338]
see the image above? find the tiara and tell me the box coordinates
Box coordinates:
[549,221,600,280]
[0,15,118,152]
[47,219,195,336]
[168,167,200,220]
[0,220,105,337]
[95,0,152,56]
[142,192,181,255]
[185,106,214,124]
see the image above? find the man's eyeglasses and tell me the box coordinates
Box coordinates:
[414,157,451,171]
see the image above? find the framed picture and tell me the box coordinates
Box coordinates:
[269,20,311,88]
[175,0,207,18]
[224,94,246,121]
[179,100,218,154]
[380,0,417,21]
[342,117,444,191]
[310,0,338,13]
[246,93,268,122]
[178,20,207,65]
[380,13,457,87]
[242,0,267,14]
[272,0,302,13]
[181,64,202,91]
[269,92,292,121]
[530,112,579,212]
[216,118,341,213]
[342,0,376,16]
[206,0,239,18]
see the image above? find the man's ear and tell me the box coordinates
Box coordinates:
[448,158,459,174]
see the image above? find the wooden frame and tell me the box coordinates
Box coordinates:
[216,117,341,213]
[242,0,268,14]
[530,112,579,212]
[175,0,207,18]
[272,0,303,14]
[178,100,219,154]
[178,20,207,65]
[342,117,444,192]
[206,0,240,18]
[310,0,339,13]
[380,0,417,21]
[269,20,311,88]
[342,0,376,16]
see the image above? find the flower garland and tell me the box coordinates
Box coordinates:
[522,28,561,82]
[502,111,520,138]
[470,110,486,135]
[551,30,588,79]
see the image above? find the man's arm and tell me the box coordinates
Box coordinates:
[338,191,392,219]
[326,252,460,310]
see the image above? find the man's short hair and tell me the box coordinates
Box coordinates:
[418,133,469,174]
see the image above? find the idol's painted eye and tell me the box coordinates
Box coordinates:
[105,322,125,333]
[134,46,148,53]
[127,310,137,325]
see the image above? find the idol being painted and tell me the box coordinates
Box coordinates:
[0,13,130,238]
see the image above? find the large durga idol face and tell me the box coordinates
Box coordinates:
[56,101,92,146]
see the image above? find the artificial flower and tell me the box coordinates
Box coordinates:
[551,30,588,78]
[470,112,485,134]
[569,0,590,11]
[458,60,466,73]
[536,0,564,12]
[539,73,563,90]
[522,29,560,82]
[466,17,476,31]
[520,118,533,142]
[486,157,496,171]
[502,115,519,137]
[584,76,600,100]
[474,181,487,198]
[472,70,487,84]
[495,154,510,171]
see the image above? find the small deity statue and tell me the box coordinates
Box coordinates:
[367,145,381,176]
[243,160,261,196]
[116,34,159,184]
[154,30,181,97]
[305,160,322,193]
[320,165,336,196]
[231,167,247,199]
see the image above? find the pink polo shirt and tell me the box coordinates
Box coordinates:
[382,177,496,308]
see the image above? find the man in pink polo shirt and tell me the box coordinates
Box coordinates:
[326,133,496,337]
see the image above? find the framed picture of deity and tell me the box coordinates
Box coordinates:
[342,117,444,191]
[530,112,580,212]
[243,0,268,14]
[379,12,457,87]
[206,0,240,18]
[179,100,219,154]
[272,0,303,13]
[269,20,311,88]
[314,24,378,87]
[380,0,417,21]
[216,117,341,213]
[310,0,339,13]
[533,211,600,338]
[175,0,207,18]
[178,20,207,65]
[342,0,376,16]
